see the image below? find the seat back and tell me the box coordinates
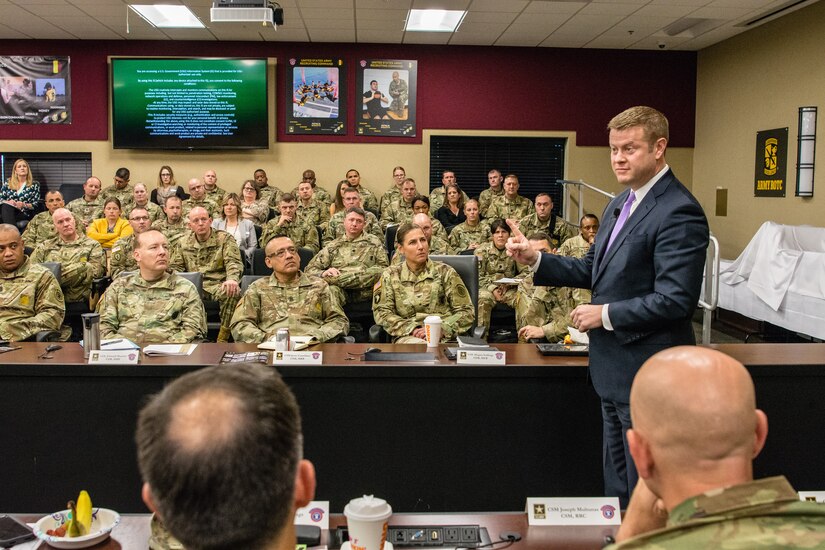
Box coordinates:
[240,274,266,295]
[40,261,62,282]
[298,247,314,271]
[385,224,399,260]
[177,271,204,298]
[252,248,273,275]
[430,254,479,330]
[59,183,85,204]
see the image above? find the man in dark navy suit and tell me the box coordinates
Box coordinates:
[506,106,709,507]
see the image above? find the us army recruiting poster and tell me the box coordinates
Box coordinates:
[754,127,788,197]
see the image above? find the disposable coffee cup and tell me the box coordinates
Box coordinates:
[344,495,392,550]
[424,315,442,347]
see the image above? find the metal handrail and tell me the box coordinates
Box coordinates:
[699,233,720,345]
[557,179,615,225]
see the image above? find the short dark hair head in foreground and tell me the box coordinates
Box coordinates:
[136,364,307,550]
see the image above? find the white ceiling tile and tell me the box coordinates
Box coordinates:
[512,11,572,28]
[689,6,751,17]
[356,0,412,8]
[356,28,404,41]
[299,7,354,19]
[495,35,542,46]
[412,0,470,9]
[706,0,773,8]
[579,2,642,15]
[403,30,452,43]
[308,27,356,40]
[298,0,353,7]
[560,13,625,30]
[634,3,698,16]
[467,0,528,11]
[524,1,588,14]
[585,33,641,47]
[356,7,408,20]
[455,20,511,34]
[304,18,357,29]
[264,28,311,40]
[0,24,34,39]
[357,18,405,29]
[448,31,497,44]
[539,33,591,47]
[620,13,683,27]
[462,10,519,23]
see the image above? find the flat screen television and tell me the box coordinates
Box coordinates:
[111,57,268,150]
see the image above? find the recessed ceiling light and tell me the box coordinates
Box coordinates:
[129,5,205,28]
[405,9,466,32]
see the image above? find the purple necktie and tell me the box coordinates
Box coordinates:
[605,191,636,252]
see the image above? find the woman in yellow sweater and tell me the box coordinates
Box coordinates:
[87,197,133,249]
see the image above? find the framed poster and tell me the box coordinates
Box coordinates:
[754,127,788,197]
[0,56,71,124]
[356,59,416,137]
[286,57,345,135]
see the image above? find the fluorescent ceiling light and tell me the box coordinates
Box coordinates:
[130,5,204,28]
[405,9,466,32]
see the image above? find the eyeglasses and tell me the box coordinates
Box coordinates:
[268,246,297,259]
[129,216,150,222]
[243,187,255,191]
[160,173,172,177]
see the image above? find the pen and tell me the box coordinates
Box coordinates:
[102,339,124,346]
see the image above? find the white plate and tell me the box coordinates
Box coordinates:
[33,508,121,549]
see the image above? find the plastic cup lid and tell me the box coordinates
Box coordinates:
[344,495,392,522]
[423,315,442,324]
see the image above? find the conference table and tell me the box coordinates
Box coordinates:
[2,342,824,517]
[14,512,619,549]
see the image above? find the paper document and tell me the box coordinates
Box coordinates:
[143,344,197,356]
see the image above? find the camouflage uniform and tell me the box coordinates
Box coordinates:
[66,196,104,228]
[449,221,491,253]
[151,217,189,249]
[519,212,577,249]
[230,272,349,343]
[609,476,825,549]
[487,195,535,221]
[291,185,333,207]
[305,232,388,305]
[259,216,320,253]
[379,186,401,221]
[515,272,574,342]
[109,234,138,278]
[101,184,135,212]
[351,184,379,215]
[0,257,65,341]
[478,187,504,217]
[21,210,84,248]
[205,185,227,203]
[428,186,469,215]
[149,514,184,550]
[380,197,414,230]
[182,196,220,219]
[257,184,283,209]
[391,234,450,265]
[373,259,474,343]
[124,200,163,224]
[296,198,330,227]
[323,210,383,246]
[169,229,244,340]
[99,271,206,343]
[558,233,592,305]
[475,241,523,331]
[30,235,106,303]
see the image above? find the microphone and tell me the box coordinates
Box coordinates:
[613,207,620,218]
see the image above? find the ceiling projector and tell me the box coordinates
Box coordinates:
[210,0,284,26]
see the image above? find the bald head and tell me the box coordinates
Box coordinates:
[412,213,433,241]
[628,346,767,509]
[168,388,245,453]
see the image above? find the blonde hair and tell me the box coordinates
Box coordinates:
[607,106,669,145]
[7,159,32,191]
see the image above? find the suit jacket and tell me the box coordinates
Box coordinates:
[535,169,709,402]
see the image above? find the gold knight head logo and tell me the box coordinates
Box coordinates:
[764,138,779,176]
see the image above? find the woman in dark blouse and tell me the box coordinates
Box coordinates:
[150,165,188,207]
[0,158,40,225]
[434,183,466,232]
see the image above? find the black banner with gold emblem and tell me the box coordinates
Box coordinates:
[754,127,788,197]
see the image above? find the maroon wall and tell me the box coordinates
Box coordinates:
[0,40,696,147]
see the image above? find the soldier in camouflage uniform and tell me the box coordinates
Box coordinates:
[306,207,388,307]
[231,236,349,343]
[428,169,469,215]
[515,234,574,343]
[475,219,526,333]
[0,224,65,341]
[253,168,283,209]
[390,213,450,265]
[291,169,332,207]
[411,195,450,242]
[124,183,164,224]
[478,169,504,218]
[66,176,104,229]
[345,169,379,216]
[558,213,600,306]
[379,166,406,221]
[30,208,106,303]
[109,206,153,277]
[324,187,383,246]
[203,169,226,203]
[259,194,320,253]
[101,167,134,212]
[182,178,220,219]
[21,190,83,248]
[151,196,189,249]
[169,207,243,342]
[100,230,206,343]
[295,180,330,227]
[608,347,825,549]
[380,177,416,230]
[517,193,577,249]
[449,199,491,253]
[487,174,534,221]
[373,223,474,343]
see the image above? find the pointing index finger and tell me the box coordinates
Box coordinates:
[506,218,525,240]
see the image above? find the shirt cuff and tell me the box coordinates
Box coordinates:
[602,303,614,331]
[530,253,542,272]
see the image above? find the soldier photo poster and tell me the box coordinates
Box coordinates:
[286,57,346,135]
[0,56,71,124]
[754,127,788,197]
[356,59,417,137]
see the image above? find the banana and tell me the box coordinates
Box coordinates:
[65,500,85,537]
[76,490,93,534]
